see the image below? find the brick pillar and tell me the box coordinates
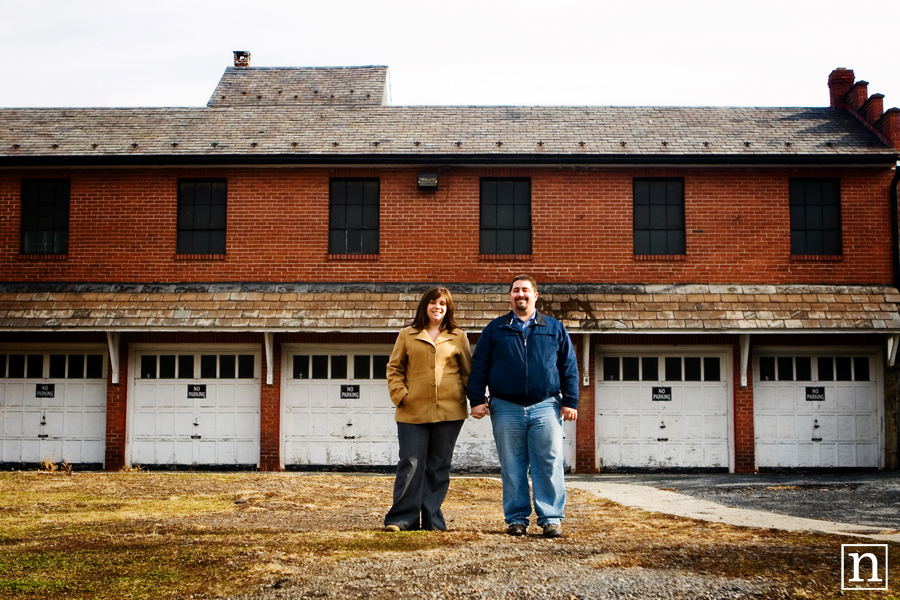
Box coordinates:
[828,68,855,109]
[573,334,597,473]
[104,335,127,471]
[259,334,282,471]
[732,340,756,473]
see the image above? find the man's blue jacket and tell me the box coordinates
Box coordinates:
[467,310,579,409]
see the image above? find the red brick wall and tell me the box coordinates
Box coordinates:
[0,166,894,284]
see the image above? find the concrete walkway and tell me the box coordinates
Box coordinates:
[567,481,900,542]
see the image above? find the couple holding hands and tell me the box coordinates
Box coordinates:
[383,275,580,538]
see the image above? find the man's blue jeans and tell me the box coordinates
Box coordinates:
[489,396,566,527]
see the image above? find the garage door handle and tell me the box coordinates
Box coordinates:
[38,434,48,438]
[191,435,202,439]
[656,437,668,442]
[344,435,356,439]
[812,437,822,442]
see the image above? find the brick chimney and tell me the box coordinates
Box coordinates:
[233,51,251,68]
[875,108,900,149]
[846,80,869,111]
[828,68,855,109]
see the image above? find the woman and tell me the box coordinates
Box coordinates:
[383,286,472,531]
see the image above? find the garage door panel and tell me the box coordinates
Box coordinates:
[681,386,703,410]
[776,415,796,439]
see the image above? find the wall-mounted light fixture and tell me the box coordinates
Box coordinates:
[417,172,439,191]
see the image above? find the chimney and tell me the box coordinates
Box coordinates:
[875,108,900,149]
[861,93,885,124]
[233,51,251,68]
[828,68,855,108]
[846,80,869,111]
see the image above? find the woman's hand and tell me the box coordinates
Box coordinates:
[470,404,489,419]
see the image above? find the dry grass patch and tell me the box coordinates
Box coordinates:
[0,472,897,599]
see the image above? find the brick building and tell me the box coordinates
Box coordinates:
[1,52,899,473]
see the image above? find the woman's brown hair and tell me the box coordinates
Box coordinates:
[410,287,458,332]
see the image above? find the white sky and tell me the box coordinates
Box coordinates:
[1,0,898,109]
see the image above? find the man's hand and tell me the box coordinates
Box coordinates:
[470,403,489,419]
[561,407,578,422]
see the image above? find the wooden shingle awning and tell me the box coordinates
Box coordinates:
[1,283,899,334]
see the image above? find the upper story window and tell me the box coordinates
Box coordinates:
[21,179,70,255]
[633,178,685,255]
[789,178,841,255]
[480,178,532,255]
[177,179,227,255]
[329,178,379,254]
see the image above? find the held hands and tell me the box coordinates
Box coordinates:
[470,403,489,419]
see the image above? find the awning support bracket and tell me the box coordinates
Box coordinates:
[106,332,120,385]
[739,334,750,387]
[888,334,899,367]
[264,332,274,385]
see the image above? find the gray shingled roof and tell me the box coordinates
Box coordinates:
[2,283,898,333]
[1,64,896,165]
[206,66,390,107]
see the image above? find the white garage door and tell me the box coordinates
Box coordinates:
[0,349,107,465]
[596,350,730,470]
[130,348,260,467]
[282,345,497,469]
[754,352,880,468]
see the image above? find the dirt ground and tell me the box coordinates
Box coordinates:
[0,471,897,600]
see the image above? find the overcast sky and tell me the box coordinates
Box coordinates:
[1,0,898,109]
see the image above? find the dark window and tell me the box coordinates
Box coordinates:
[603,357,619,381]
[777,357,794,381]
[665,357,682,381]
[760,356,775,381]
[27,355,43,378]
[704,357,720,382]
[354,355,371,379]
[8,355,25,378]
[177,179,227,254]
[854,357,870,381]
[795,357,812,381]
[329,179,379,254]
[480,178,531,255]
[312,355,329,379]
[373,355,389,379]
[141,355,157,379]
[0,355,5,378]
[21,179,70,254]
[622,357,640,381]
[789,178,841,255]
[642,357,659,381]
[293,355,310,380]
[684,357,702,381]
[219,355,236,379]
[86,355,103,378]
[68,354,85,379]
[50,355,67,378]
[178,355,194,379]
[331,355,348,379]
[633,178,685,255]
[238,355,255,379]
[200,355,217,378]
[818,356,834,381]
[159,355,176,379]
[835,356,852,381]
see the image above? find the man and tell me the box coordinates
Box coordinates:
[468,275,579,538]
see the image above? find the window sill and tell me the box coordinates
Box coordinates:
[478,254,533,262]
[633,254,686,261]
[174,254,227,261]
[790,255,843,262]
[327,254,379,261]
[18,253,68,261]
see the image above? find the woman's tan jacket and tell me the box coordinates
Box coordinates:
[386,326,472,424]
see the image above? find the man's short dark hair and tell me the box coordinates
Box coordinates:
[509,274,538,293]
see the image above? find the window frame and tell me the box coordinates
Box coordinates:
[328,178,380,255]
[20,178,70,255]
[632,177,685,256]
[479,177,532,255]
[789,177,842,256]
[176,178,228,255]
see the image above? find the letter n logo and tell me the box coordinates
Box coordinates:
[841,544,888,591]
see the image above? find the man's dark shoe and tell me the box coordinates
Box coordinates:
[506,523,527,536]
[542,523,562,538]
